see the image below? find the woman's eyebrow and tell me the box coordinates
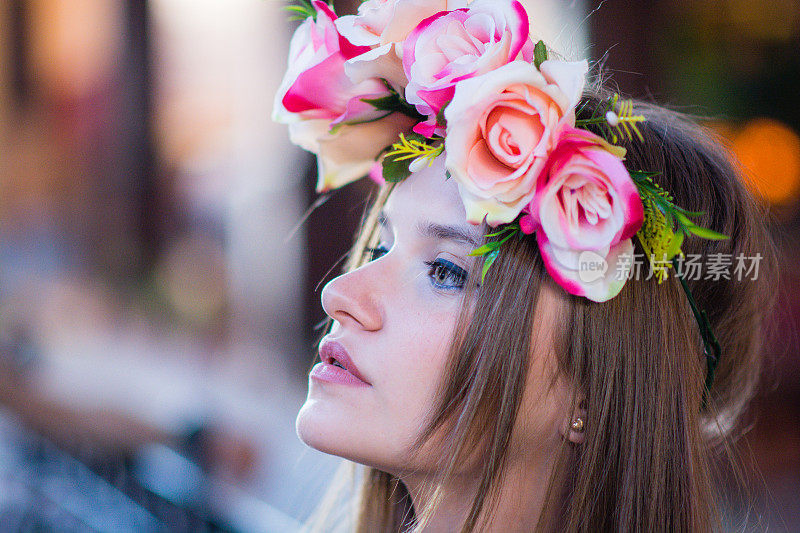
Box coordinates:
[379,210,479,247]
[418,220,479,247]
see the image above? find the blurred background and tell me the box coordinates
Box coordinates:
[0,0,796,531]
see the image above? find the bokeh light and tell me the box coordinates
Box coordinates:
[732,117,800,207]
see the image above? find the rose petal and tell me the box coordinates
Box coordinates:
[344,43,408,90]
[444,60,577,225]
[274,1,385,123]
[368,160,385,185]
[403,0,532,121]
[538,59,589,111]
[318,113,416,191]
[331,92,393,127]
[282,54,355,118]
[484,104,543,166]
[537,232,634,302]
[382,0,461,45]
[536,231,587,297]
[579,144,644,241]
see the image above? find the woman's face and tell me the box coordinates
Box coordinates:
[296,161,483,472]
[296,161,572,475]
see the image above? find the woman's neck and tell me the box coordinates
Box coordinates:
[400,450,554,532]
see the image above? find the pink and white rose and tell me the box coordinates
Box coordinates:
[335,0,468,96]
[403,0,535,136]
[335,0,467,47]
[274,2,382,124]
[443,59,589,226]
[526,127,644,302]
[273,1,415,191]
[287,114,416,192]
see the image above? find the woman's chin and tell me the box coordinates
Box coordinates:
[296,399,333,451]
[296,397,363,458]
[295,399,404,470]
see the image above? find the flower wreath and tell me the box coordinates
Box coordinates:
[274,0,726,399]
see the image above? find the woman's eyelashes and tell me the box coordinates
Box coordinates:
[424,258,468,291]
[364,244,468,291]
[364,245,389,262]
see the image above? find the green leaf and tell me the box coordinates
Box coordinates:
[629,170,662,182]
[283,0,317,21]
[360,94,402,112]
[673,206,706,217]
[361,88,426,122]
[533,40,548,69]
[666,230,685,259]
[329,111,392,134]
[436,101,449,128]
[404,132,432,144]
[285,4,314,12]
[469,227,518,256]
[686,225,729,240]
[484,227,514,238]
[468,241,501,256]
[481,249,500,284]
[284,5,309,13]
[674,211,694,227]
[382,153,412,183]
[665,211,676,232]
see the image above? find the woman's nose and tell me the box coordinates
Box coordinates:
[320,267,383,332]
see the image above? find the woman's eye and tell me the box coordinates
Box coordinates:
[364,245,389,262]
[425,258,467,290]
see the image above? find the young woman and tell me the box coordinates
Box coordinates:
[274,1,775,530]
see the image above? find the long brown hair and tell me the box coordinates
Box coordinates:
[304,84,777,532]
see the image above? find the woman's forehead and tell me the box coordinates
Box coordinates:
[385,163,473,229]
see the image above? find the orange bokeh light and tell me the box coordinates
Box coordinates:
[731,118,800,206]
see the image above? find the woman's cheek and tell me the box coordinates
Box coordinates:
[385,295,456,383]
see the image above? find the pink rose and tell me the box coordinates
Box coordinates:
[335,0,467,97]
[527,127,644,302]
[335,0,467,47]
[274,2,386,126]
[443,59,589,226]
[273,2,415,191]
[403,0,534,136]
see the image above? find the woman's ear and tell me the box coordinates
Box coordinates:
[559,397,587,445]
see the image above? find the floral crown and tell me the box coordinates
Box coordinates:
[274,0,726,399]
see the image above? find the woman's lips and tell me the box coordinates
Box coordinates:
[311,340,371,386]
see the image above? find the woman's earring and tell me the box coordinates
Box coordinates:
[570,417,585,433]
